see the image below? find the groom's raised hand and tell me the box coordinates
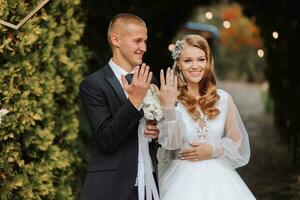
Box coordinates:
[121,63,153,109]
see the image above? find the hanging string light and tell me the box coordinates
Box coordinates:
[257,49,264,58]
[272,31,279,39]
[205,11,213,20]
[223,20,231,29]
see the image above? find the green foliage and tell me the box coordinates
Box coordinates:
[241,0,300,163]
[260,84,274,113]
[0,0,88,199]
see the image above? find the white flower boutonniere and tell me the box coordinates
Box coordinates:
[142,85,163,122]
[0,108,9,125]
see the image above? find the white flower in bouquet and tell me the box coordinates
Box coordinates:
[0,108,9,125]
[142,85,163,122]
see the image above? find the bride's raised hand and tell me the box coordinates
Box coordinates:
[152,67,178,107]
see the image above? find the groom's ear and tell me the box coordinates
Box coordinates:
[111,33,120,47]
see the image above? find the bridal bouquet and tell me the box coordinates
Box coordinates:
[141,85,163,122]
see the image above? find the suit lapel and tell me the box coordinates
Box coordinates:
[104,64,127,104]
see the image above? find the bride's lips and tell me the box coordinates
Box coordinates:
[188,70,202,76]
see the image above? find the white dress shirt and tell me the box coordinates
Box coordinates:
[109,59,132,97]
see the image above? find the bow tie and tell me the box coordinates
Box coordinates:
[125,73,134,84]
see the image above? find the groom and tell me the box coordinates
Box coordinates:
[79,13,160,200]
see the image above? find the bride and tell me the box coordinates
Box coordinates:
[152,34,256,200]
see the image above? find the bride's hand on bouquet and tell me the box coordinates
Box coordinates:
[152,68,178,107]
[180,142,213,162]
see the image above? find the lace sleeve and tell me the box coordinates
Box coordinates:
[157,107,184,150]
[212,93,251,169]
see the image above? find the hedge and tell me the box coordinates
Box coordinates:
[0,0,88,199]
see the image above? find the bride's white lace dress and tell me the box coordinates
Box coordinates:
[157,89,256,200]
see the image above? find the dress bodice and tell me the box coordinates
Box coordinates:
[157,89,250,169]
[176,89,228,147]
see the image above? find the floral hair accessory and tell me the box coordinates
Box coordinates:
[168,40,185,60]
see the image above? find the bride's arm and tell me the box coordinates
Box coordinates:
[157,106,184,150]
[153,68,184,150]
[211,93,250,169]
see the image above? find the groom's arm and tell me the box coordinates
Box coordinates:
[80,78,143,153]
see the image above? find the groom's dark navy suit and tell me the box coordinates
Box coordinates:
[79,64,158,200]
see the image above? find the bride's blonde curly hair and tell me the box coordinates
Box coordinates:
[173,34,220,120]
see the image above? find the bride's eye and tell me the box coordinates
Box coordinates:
[198,57,206,62]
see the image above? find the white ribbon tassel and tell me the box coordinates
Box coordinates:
[137,118,160,200]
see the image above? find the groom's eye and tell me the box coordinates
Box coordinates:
[134,39,141,43]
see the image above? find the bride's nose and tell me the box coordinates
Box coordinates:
[191,61,201,69]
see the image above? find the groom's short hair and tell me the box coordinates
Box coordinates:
[107,13,146,46]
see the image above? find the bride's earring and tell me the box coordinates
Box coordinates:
[179,70,187,86]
